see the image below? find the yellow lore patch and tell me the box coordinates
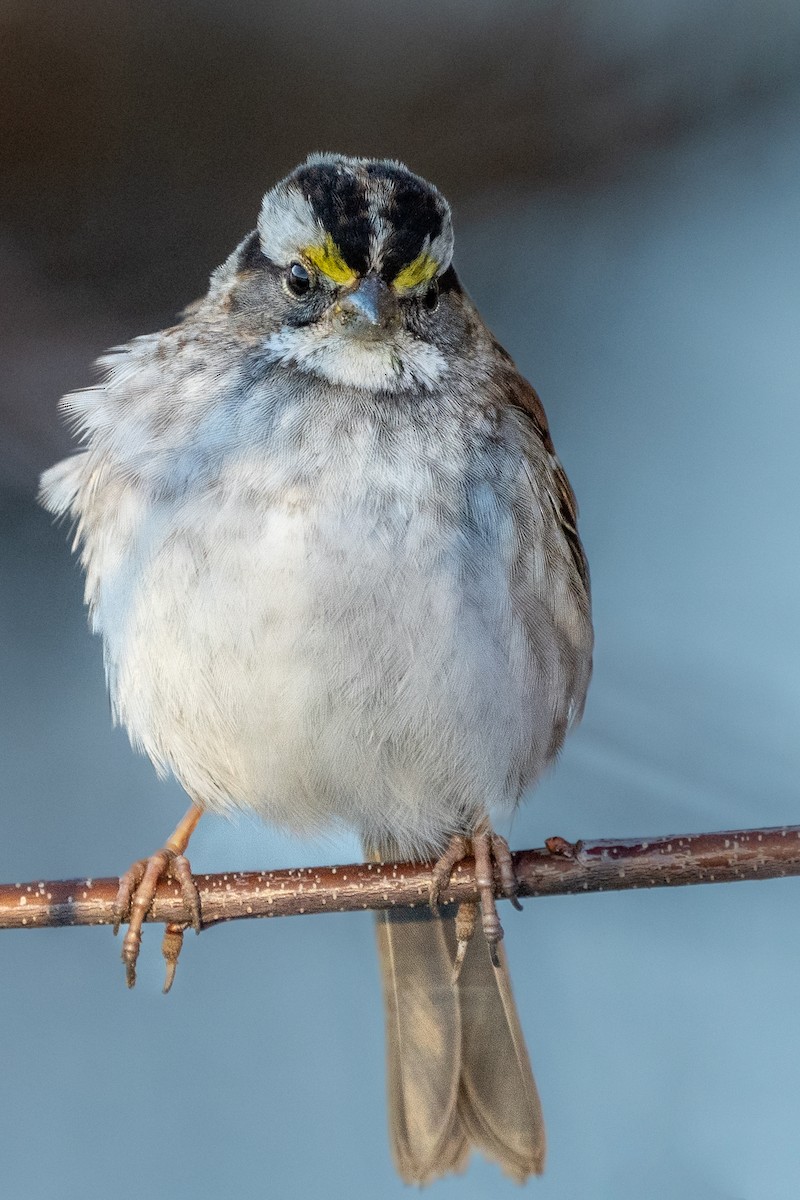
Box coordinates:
[392,252,439,291]
[302,235,358,286]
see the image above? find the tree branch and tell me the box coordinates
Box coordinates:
[2,825,800,932]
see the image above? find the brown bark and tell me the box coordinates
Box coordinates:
[2,825,799,932]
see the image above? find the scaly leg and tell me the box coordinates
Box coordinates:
[429,824,523,975]
[112,805,203,990]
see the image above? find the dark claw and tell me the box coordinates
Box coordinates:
[161,923,187,994]
[452,938,469,982]
[452,900,477,983]
[490,832,523,909]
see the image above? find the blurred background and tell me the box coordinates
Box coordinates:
[2,2,800,1197]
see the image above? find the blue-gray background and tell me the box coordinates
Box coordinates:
[2,4,800,1198]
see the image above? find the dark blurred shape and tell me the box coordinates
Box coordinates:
[2,0,800,489]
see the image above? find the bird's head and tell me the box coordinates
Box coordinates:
[211,154,474,392]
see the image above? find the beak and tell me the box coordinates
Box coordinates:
[334,275,397,337]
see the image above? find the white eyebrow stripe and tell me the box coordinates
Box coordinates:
[257,184,322,266]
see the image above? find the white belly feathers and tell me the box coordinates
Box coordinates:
[81,409,565,857]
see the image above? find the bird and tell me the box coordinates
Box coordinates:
[40,154,593,1184]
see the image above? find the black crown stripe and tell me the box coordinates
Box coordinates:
[291,161,447,282]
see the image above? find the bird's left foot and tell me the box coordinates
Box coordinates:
[429,829,523,976]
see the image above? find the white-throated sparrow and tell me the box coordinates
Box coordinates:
[41,155,593,1182]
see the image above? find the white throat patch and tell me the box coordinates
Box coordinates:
[262,326,447,392]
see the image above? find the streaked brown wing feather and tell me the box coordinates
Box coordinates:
[497,353,591,599]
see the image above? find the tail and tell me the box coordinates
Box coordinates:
[374,902,546,1183]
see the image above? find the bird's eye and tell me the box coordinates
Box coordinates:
[285,261,312,297]
[422,280,439,312]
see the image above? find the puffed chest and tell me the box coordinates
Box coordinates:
[83,409,554,830]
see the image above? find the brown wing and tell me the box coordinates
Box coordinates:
[486,339,594,749]
[496,350,591,599]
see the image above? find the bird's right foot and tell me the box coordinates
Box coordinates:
[112,805,203,990]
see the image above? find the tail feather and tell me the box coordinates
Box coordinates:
[375,908,469,1182]
[374,904,545,1183]
[457,934,546,1180]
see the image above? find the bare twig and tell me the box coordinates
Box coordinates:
[2,826,800,932]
